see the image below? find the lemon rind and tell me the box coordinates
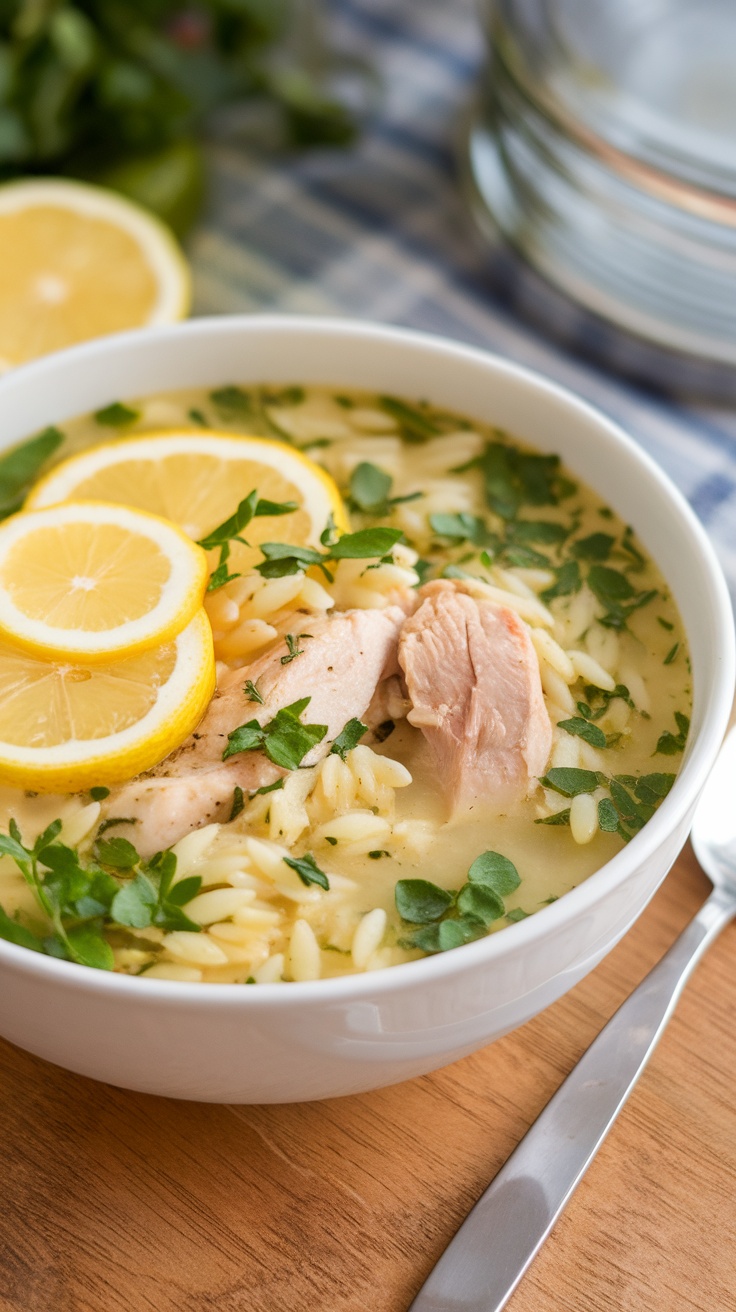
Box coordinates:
[0,500,208,663]
[0,610,215,793]
[26,429,350,535]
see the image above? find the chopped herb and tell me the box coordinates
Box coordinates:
[330,718,368,761]
[429,512,488,544]
[597,798,620,833]
[248,779,285,799]
[198,489,298,590]
[0,823,202,969]
[539,767,602,797]
[368,850,390,859]
[89,786,110,801]
[349,462,392,513]
[0,903,43,953]
[262,386,305,406]
[663,643,679,665]
[243,680,263,704]
[467,851,521,897]
[283,852,329,891]
[395,879,455,923]
[378,396,442,443]
[535,809,571,826]
[658,617,674,631]
[506,908,530,922]
[557,717,607,748]
[0,427,64,519]
[257,526,403,580]
[395,850,523,954]
[541,560,582,604]
[509,520,568,545]
[655,711,689,756]
[95,836,140,869]
[223,697,327,770]
[281,633,312,665]
[188,408,208,426]
[576,684,634,722]
[620,526,646,570]
[324,836,338,846]
[588,565,657,630]
[209,386,255,419]
[477,441,575,520]
[572,532,615,562]
[94,402,139,427]
[229,786,245,822]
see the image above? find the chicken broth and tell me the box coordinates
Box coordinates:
[0,384,691,982]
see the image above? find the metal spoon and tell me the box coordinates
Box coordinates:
[409,725,736,1312]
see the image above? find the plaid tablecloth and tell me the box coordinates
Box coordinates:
[189,0,736,599]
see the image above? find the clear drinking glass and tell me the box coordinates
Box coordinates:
[464,0,736,372]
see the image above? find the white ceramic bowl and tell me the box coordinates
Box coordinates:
[0,317,732,1104]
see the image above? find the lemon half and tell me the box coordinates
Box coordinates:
[0,610,214,793]
[27,430,349,575]
[0,501,208,662]
[0,178,190,371]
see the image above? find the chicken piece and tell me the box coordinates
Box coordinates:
[398,580,552,816]
[106,606,405,855]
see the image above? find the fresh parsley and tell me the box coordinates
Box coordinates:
[94,402,139,427]
[281,633,312,665]
[655,712,689,755]
[283,853,329,890]
[256,526,403,581]
[395,850,523,954]
[197,489,297,592]
[329,718,368,761]
[222,696,327,770]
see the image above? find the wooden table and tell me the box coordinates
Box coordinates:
[0,841,734,1312]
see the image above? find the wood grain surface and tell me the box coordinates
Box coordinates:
[0,840,733,1312]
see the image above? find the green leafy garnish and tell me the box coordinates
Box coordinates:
[429,512,488,544]
[229,786,245,822]
[476,442,575,520]
[539,768,602,797]
[506,908,530,923]
[256,526,403,580]
[349,462,392,513]
[249,779,285,799]
[378,396,442,443]
[541,561,582,604]
[588,565,657,630]
[283,853,329,891]
[572,532,615,562]
[395,850,523,954]
[597,798,620,832]
[243,680,263,704]
[557,717,607,749]
[330,718,368,761]
[0,427,64,520]
[655,712,689,756]
[89,786,110,801]
[94,402,139,427]
[0,823,202,970]
[281,633,312,665]
[223,697,327,770]
[535,809,571,827]
[197,489,297,591]
[663,643,679,665]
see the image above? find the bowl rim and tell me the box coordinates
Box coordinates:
[0,313,732,1006]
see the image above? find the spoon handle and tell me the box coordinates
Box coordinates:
[409,885,736,1312]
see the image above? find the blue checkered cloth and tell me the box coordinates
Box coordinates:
[189,0,736,599]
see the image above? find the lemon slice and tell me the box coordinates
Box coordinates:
[0,502,208,662]
[0,178,190,371]
[27,430,349,575]
[0,609,214,793]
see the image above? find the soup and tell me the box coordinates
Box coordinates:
[0,384,691,982]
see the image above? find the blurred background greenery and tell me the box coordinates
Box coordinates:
[0,0,359,233]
